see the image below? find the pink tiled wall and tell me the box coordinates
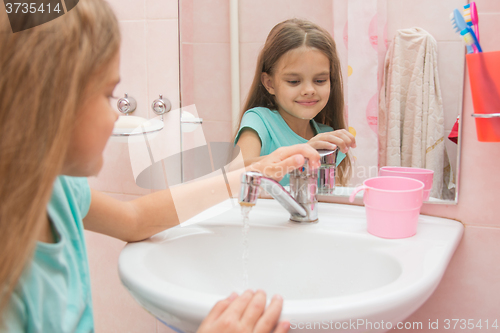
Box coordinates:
[179,0,233,145]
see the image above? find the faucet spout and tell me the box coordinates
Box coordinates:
[239,169,318,223]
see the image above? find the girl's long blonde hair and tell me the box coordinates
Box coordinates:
[0,0,120,316]
[236,18,352,185]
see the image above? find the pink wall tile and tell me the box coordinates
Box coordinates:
[146,19,180,118]
[406,226,500,324]
[289,0,334,36]
[386,0,466,42]
[116,20,149,119]
[201,120,234,143]
[474,0,500,13]
[437,41,464,175]
[332,0,348,101]
[476,13,500,52]
[106,0,145,21]
[239,42,264,110]
[192,0,229,43]
[437,42,466,131]
[146,0,178,20]
[192,43,232,121]
[85,227,157,333]
[180,43,195,106]
[179,0,194,43]
[239,0,291,43]
[88,140,151,195]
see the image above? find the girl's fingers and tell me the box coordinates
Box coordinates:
[324,132,354,153]
[309,132,330,141]
[202,293,237,324]
[254,295,286,333]
[259,154,303,181]
[310,130,356,153]
[275,144,320,165]
[223,289,255,320]
[326,136,348,153]
[331,129,356,148]
[241,290,267,328]
[307,140,337,151]
[198,292,289,333]
[252,144,321,180]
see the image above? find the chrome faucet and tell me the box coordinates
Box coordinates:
[239,150,338,223]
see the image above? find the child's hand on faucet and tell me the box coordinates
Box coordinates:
[197,290,290,333]
[248,144,321,181]
[307,129,356,154]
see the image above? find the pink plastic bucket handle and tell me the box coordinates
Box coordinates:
[349,185,367,202]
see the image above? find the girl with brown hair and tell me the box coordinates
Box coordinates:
[235,18,356,186]
[0,2,320,332]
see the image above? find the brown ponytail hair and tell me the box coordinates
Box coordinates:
[0,0,120,317]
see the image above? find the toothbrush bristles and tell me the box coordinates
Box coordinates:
[449,14,460,32]
[463,9,471,23]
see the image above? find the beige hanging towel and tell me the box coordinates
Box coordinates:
[379,27,453,199]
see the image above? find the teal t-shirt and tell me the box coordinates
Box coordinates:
[235,107,334,156]
[2,176,94,333]
[235,107,341,185]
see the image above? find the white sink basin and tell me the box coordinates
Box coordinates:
[119,199,463,333]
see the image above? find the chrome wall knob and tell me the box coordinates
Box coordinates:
[151,95,171,115]
[117,93,137,114]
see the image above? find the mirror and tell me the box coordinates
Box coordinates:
[178,0,466,204]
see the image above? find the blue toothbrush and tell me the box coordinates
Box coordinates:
[466,26,482,53]
[450,8,474,53]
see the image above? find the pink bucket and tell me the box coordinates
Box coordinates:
[379,166,434,201]
[349,177,425,239]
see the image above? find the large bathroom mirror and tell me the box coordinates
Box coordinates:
[178,0,466,204]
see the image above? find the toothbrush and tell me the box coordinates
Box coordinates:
[463,4,472,27]
[460,28,477,53]
[460,27,482,53]
[463,2,480,42]
[471,2,480,42]
[451,9,481,53]
[450,9,473,54]
[466,26,482,53]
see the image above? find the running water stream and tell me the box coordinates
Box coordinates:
[240,204,253,290]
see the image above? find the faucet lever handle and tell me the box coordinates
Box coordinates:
[318,149,338,166]
[239,172,262,206]
[291,157,316,177]
[317,149,338,194]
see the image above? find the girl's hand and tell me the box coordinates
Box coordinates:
[197,290,290,333]
[248,144,321,182]
[307,129,356,154]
